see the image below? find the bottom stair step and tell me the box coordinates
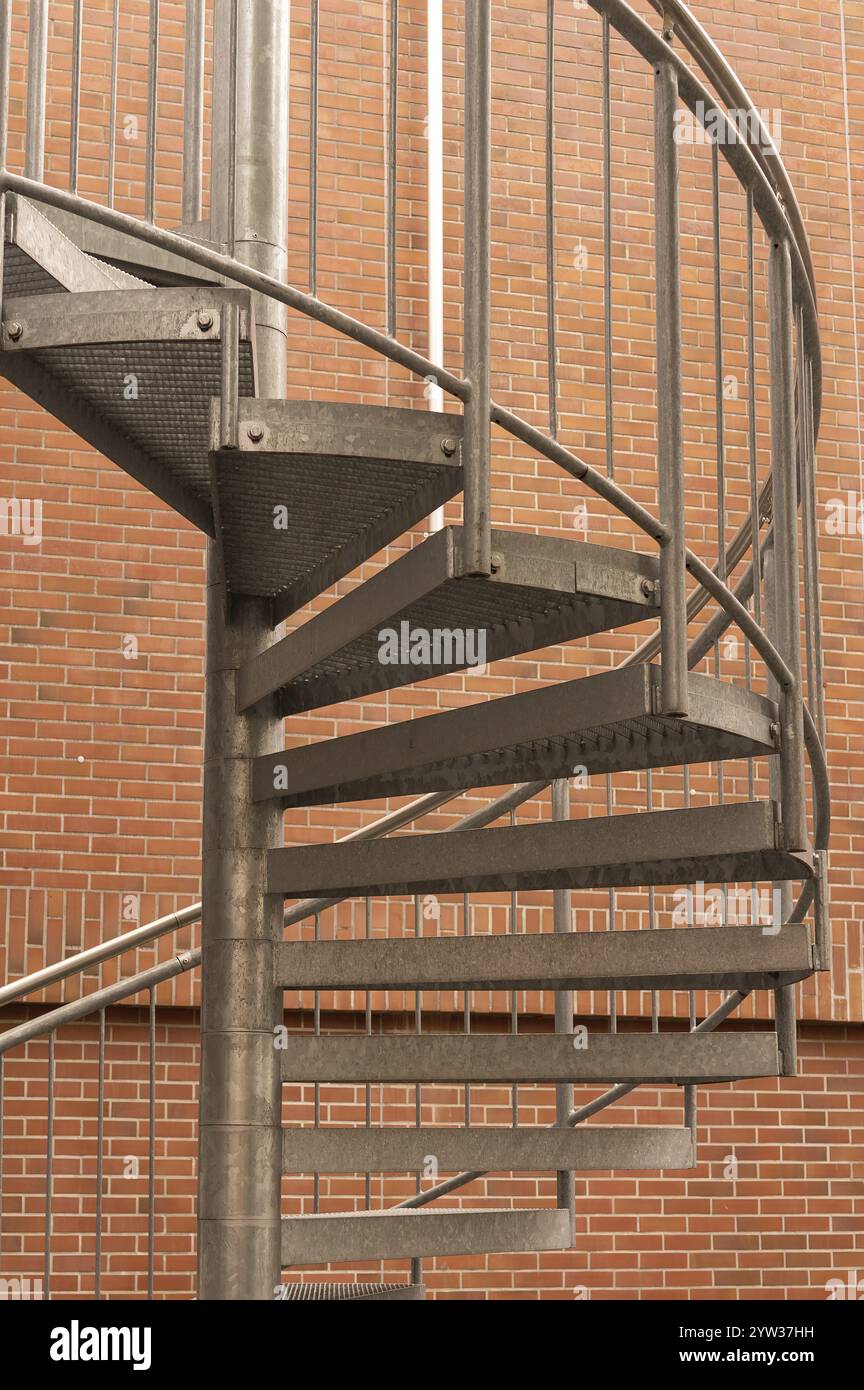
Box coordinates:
[282,1125,694,1174]
[281,1208,573,1266]
[279,1282,425,1301]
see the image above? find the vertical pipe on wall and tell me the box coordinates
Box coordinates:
[462,0,492,575]
[653,59,688,718]
[182,0,206,227]
[198,0,290,1303]
[545,0,557,440]
[25,0,50,182]
[70,0,83,194]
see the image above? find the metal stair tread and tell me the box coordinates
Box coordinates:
[275,923,813,993]
[281,1207,573,1265]
[237,525,661,713]
[210,399,464,619]
[278,1282,425,1301]
[0,286,256,533]
[281,1125,695,1173]
[279,1031,781,1084]
[255,666,778,806]
[268,799,812,898]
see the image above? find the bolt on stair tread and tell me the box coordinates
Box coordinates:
[281,1207,573,1266]
[255,666,778,806]
[275,923,813,993]
[209,399,464,620]
[279,1031,781,1084]
[268,799,812,899]
[237,524,661,713]
[281,1125,695,1174]
[0,286,256,533]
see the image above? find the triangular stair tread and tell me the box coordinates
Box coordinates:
[278,1282,425,1301]
[0,286,256,533]
[256,667,778,806]
[281,1208,573,1266]
[279,1031,780,1084]
[275,924,813,993]
[281,1125,695,1174]
[210,400,464,620]
[268,800,812,898]
[237,526,660,713]
[3,194,136,297]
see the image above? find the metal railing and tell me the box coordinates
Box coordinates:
[0,0,829,1297]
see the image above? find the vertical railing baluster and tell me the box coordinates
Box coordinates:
[25,0,50,182]
[411,893,422,1288]
[386,0,399,339]
[545,0,557,439]
[0,0,11,328]
[45,1032,55,1300]
[145,1,160,222]
[309,0,320,295]
[509,810,518,1129]
[95,1009,105,1299]
[602,13,613,474]
[70,0,83,193]
[313,913,320,1214]
[646,769,658,1032]
[182,0,205,227]
[653,56,688,717]
[711,141,727,925]
[746,192,762,628]
[364,897,372,1211]
[463,0,492,575]
[551,780,574,1241]
[147,988,156,1300]
[108,0,120,208]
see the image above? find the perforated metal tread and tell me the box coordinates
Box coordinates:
[268,799,812,899]
[0,286,256,533]
[281,1125,695,1174]
[238,525,661,713]
[278,1282,425,1301]
[280,1031,781,1085]
[210,399,464,620]
[254,666,777,806]
[275,924,814,994]
[3,195,136,297]
[281,1208,573,1266]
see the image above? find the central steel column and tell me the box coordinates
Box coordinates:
[198,0,290,1301]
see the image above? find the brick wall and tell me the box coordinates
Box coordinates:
[0,0,862,1299]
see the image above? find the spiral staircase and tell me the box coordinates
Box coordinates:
[0,0,829,1301]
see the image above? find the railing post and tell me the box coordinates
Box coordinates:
[552,779,576,1245]
[653,58,689,717]
[768,237,808,853]
[462,0,492,575]
[182,0,206,228]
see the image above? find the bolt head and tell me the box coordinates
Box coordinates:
[6,321,22,341]
[440,437,458,457]
[197,312,214,332]
[247,425,265,443]
[640,578,655,597]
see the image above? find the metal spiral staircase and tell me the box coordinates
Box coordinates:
[0,0,829,1301]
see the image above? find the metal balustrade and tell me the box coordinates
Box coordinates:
[0,0,829,1301]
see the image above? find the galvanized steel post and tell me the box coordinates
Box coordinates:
[653,57,689,718]
[198,0,290,1301]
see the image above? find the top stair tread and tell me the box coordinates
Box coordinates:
[1,285,256,533]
